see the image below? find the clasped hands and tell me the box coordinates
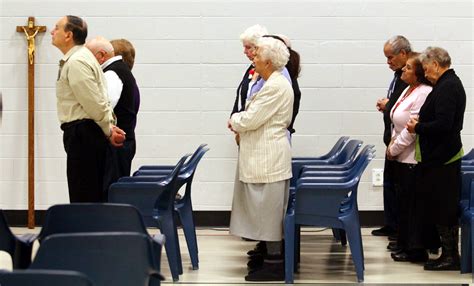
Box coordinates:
[227,119,240,146]
[109,125,126,147]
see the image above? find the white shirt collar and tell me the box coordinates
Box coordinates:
[101,55,123,70]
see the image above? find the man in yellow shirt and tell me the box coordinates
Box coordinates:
[51,15,125,202]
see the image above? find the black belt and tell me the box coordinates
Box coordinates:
[60,119,94,131]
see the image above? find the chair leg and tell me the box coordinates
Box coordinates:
[460,218,471,273]
[343,221,364,282]
[284,214,295,284]
[177,204,199,270]
[158,214,183,281]
[296,224,301,268]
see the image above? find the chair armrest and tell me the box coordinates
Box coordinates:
[139,165,174,170]
[119,176,167,183]
[134,170,172,177]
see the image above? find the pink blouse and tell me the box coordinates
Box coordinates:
[389,84,432,164]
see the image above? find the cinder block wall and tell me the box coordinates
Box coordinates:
[0,0,472,210]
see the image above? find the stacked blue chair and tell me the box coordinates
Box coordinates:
[109,155,187,281]
[463,148,474,160]
[122,145,209,272]
[0,270,92,286]
[0,210,36,269]
[290,139,363,188]
[284,145,374,283]
[28,232,162,286]
[460,173,474,273]
[292,136,349,161]
[12,203,165,285]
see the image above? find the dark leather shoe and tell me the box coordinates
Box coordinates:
[387,242,401,252]
[245,259,284,281]
[247,241,266,256]
[424,253,460,271]
[391,251,410,262]
[371,226,397,236]
[247,254,264,271]
[392,250,428,262]
[388,234,398,241]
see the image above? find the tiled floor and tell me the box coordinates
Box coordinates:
[2,227,473,285]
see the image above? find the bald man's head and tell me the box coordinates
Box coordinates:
[85,36,114,65]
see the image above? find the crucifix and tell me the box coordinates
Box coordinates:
[16,17,46,229]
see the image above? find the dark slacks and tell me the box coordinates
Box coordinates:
[417,160,461,227]
[103,138,136,197]
[393,162,440,250]
[383,158,398,230]
[62,120,107,203]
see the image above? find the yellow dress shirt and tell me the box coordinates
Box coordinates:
[56,45,115,136]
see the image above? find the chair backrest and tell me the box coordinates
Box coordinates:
[301,145,375,178]
[295,148,373,219]
[0,270,92,286]
[0,210,16,256]
[109,155,188,226]
[38,203,149,242]
[463,148,474,160]
[154,155,188,211]
[328,139,363,165]
[30,232,160,286]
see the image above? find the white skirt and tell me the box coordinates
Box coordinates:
[229,164,290,241]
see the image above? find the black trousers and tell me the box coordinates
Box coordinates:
[417,160,461,227]
[383,158,398,230]
[103,138,136,197]
[62,120,107,203]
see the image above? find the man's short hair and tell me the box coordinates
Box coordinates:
[386,35,412,55]
[65,15,88,45]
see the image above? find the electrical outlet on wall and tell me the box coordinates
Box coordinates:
[372,168,384,187]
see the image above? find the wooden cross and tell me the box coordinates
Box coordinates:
[16,17,46,229]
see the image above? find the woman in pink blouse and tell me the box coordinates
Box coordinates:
[387,53,436,262]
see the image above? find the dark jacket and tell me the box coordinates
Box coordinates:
[415,69,466,166]
[231,65,253,116]
[383,70,408,146]
[103,60,140,140]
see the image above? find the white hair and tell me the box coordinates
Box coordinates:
[86,36,114,56]
[420,46,452,68]
[256,37,289,70]
[240,24,268,46]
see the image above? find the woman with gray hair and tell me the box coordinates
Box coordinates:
[407,46,466,271]
[227,37,293,281]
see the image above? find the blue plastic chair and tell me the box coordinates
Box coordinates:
[290,139,363,188]
[29,232,162,286]
[0,270,92,286]
[284,148,373,283]
[136,144,208,172]
[0,210,36,269]
[108,155,188,282]
[14,203,165,283]
[463,149,474,161]
[460,179,474,273]
[120,146,209,271]
[292,136,349,161]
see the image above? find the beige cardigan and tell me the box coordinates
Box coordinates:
[230,71,294,183]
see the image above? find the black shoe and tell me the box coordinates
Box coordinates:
[387,242,402,252]
[392,250,428,262]
[391,251,410,262]
[423,225,460,271]
[247,254,264,271]
[388,234,398,241]
[245,258,284,281]
[247,241,266,256]
[371,226,396,236]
